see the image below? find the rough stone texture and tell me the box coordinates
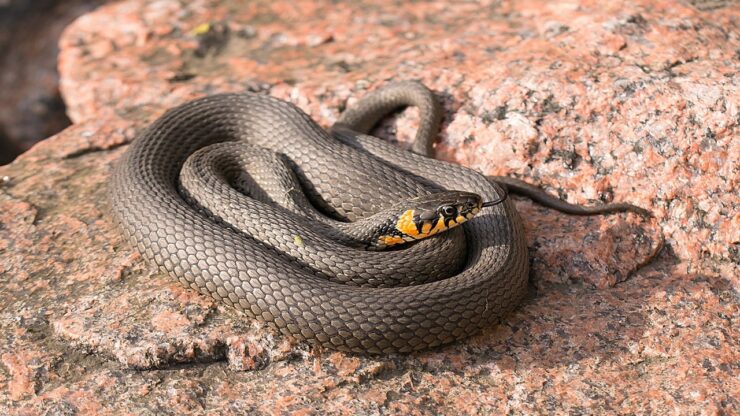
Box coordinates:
[0,0,737,414]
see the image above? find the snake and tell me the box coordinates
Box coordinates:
[109,81,648,353]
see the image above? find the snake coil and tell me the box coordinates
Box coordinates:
[109,82,528,353]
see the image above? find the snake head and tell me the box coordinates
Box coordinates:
[373,191,483,249]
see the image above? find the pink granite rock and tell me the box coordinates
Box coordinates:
[1,0,737,414]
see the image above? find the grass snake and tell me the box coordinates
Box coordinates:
[109,81,647,353]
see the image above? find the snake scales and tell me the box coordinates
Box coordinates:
[109,81,643,353]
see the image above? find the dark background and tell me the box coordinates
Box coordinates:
[0,0,108,165]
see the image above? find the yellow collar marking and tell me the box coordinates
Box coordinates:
[396,209,420,238]
[380,235,406,247]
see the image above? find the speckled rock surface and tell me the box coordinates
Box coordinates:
[1,0,737,414]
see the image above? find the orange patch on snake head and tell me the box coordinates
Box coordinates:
[396,209,420,238]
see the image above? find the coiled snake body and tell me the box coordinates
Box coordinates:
[109,82,536,353]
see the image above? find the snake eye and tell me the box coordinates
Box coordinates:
[440,205,456,217]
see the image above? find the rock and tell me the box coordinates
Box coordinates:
[0,0,736,414]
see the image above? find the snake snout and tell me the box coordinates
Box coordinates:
[454,192,484,219]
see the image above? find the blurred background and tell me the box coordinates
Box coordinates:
[0,0,108,165]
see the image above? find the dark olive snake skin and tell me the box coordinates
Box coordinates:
[177,141,476,287]
[109,81,644,353]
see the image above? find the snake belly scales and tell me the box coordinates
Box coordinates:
[109,81,530,353]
